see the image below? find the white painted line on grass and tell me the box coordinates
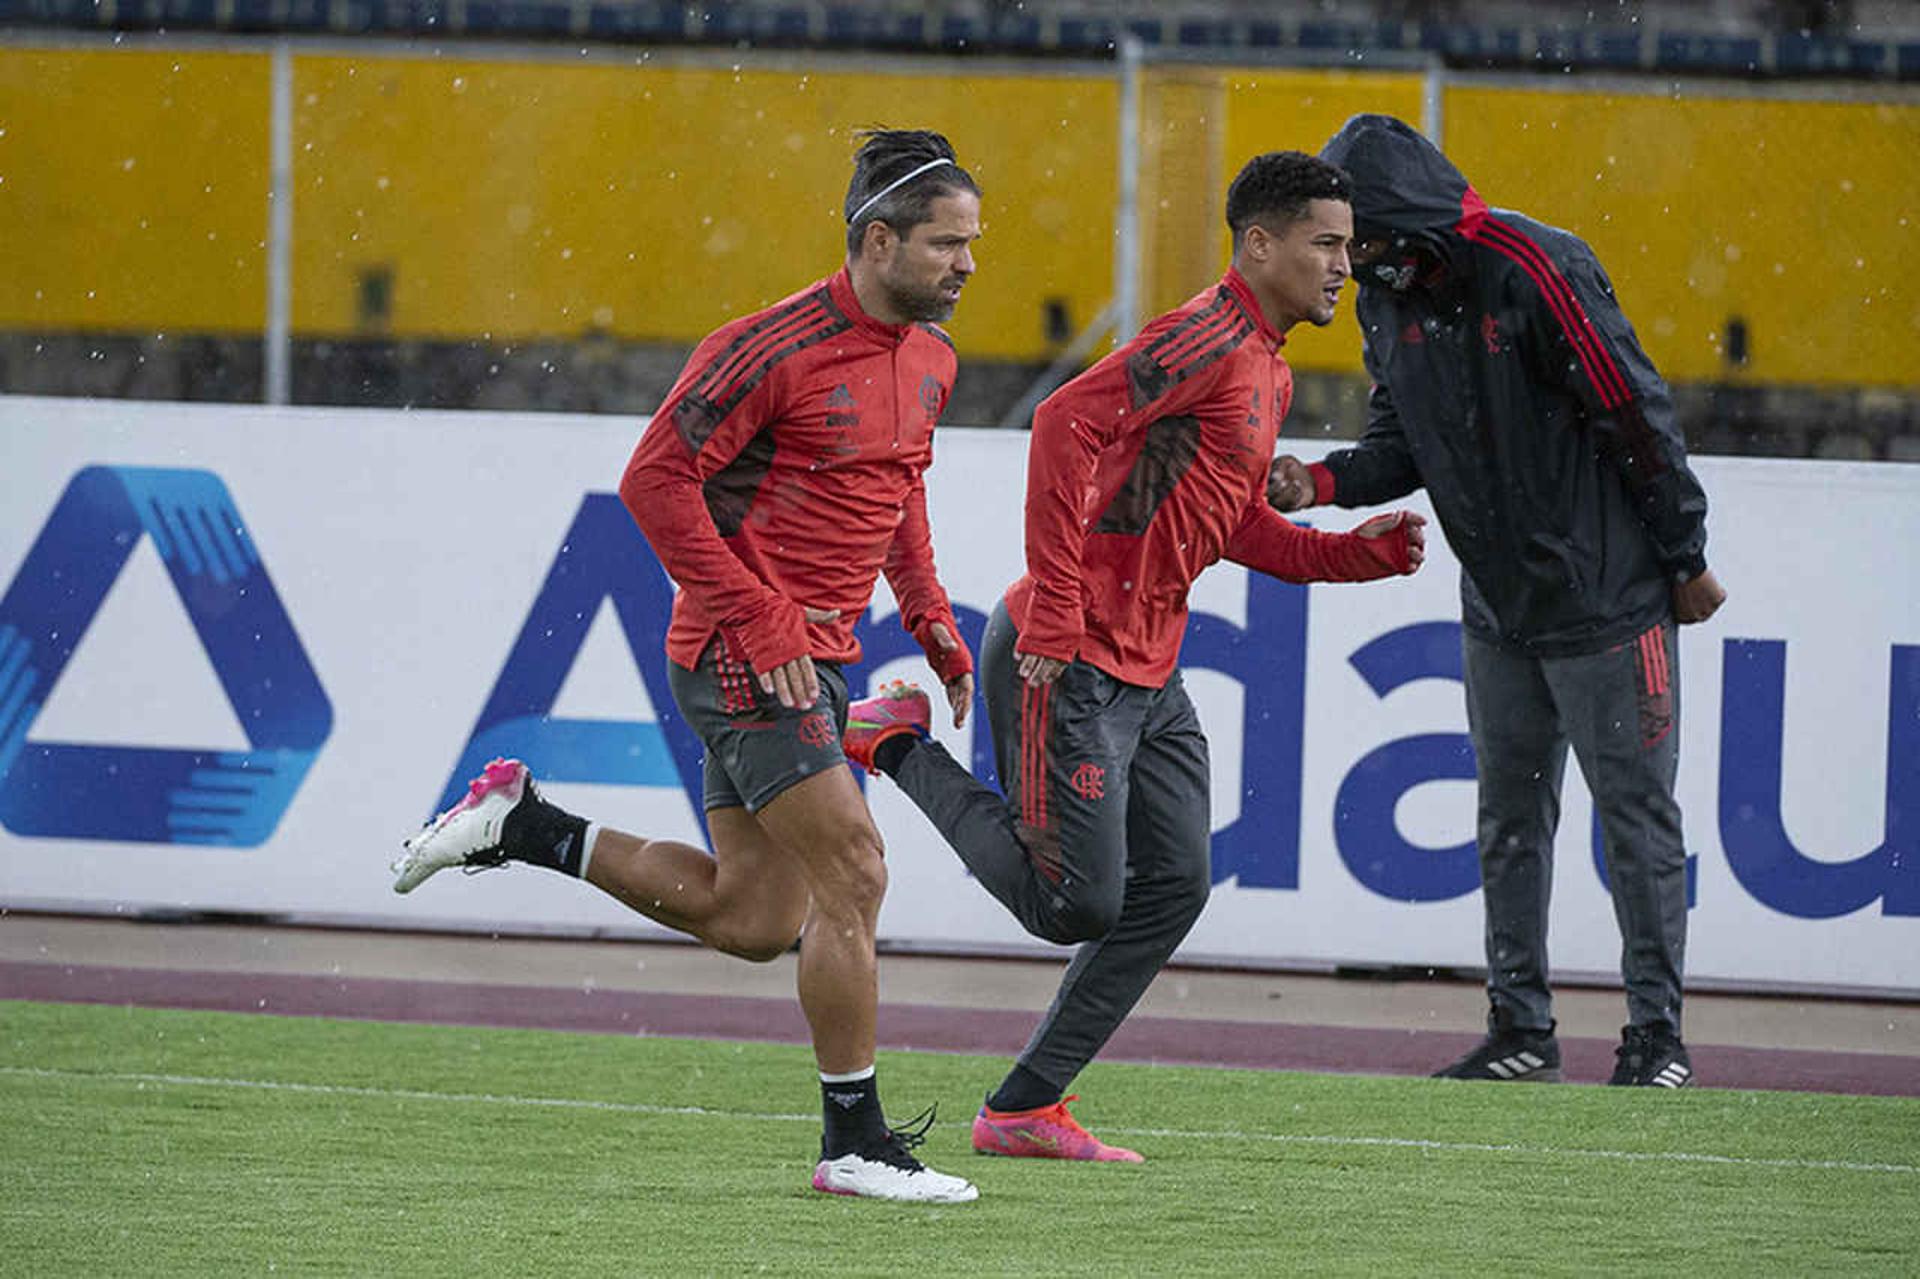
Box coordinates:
[3,1064,1914,1177]
[0,1064,816,1123]
[1112,1121,1920,1176]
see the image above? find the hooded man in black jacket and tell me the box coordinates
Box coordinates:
[1271,114,1726,1087]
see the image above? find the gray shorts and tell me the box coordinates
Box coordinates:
[666,639,850,814]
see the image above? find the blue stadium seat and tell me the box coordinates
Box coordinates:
[372,0,451,36]
[1057,16,1115,52]
[460,0,574,37]
[700,3,813,45]
[986,10,1042,48]
[1419,23,1525,61]
[105,0,218,27]
[1245,20,1284,49]
[1775,33,1888,75]
[1532,26,1645,68]
[823,5,925,47]
[1594,30,1644,68]
[1297,19,1368,50]
[586,1,685,42]
[937,14,979,48]
[284,0,328,31]
[1656,33,1764,73]
[1369,20,1414,50]
[1176,19,1233,48]
[1,0,1909,85]
[1,0,111,23]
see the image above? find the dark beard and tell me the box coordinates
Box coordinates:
[881,274,957,323]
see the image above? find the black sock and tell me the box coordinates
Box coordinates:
[873,733,920,778]
[986,1064,1061,1113]
[500,783,590,878]
[820,1070,887,1158]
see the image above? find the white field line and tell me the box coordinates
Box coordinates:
[3,1064,1915,1177]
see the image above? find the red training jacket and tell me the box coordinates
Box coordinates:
[1007,267,1410,687]
[621,267,969,680]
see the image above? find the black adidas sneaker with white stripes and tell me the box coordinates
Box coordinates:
[1608,1024,1694,1088]
[1432,1024,1563,1082]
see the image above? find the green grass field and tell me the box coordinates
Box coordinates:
[3,1000,1916,1276]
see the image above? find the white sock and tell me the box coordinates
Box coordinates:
[819,1065,876,1084]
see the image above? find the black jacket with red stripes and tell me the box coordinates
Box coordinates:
[1312,113,1710,658]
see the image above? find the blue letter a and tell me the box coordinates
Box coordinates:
[1333,621,1480,901]
[1186,572,1309,890]
[434,495,706,819]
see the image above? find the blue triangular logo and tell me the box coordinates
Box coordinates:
[0,466,332,845]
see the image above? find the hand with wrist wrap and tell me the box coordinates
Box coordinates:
[911,611,974,683]
[1337,510,1427,579]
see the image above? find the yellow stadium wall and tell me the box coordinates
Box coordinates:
[1441,85,1920,388]
[0,48,270,334]
[291,53,1116,361]
[1148,72,1919,388]
[1,42,1914,389]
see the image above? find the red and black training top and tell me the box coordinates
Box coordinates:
[621,267,968,680]
[1008,267,1412,688]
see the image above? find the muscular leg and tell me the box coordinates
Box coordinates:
[581,779,878,1071]
[584,807,810,963]
[751,765,889,1076]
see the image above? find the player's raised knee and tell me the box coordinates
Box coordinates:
[1044,888,1123,945]
[710,923,803,964]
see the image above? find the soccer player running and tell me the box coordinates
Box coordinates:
[1269,115,1726,1087]
[840,151,1426,1161]
[391,130,984,1203]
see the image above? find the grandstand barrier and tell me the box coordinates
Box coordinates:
[2,396,1914,996]
[0,0,1916,79]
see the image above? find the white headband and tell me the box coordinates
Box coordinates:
[847,157,955,226]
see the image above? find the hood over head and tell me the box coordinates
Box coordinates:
[1320,113,1488,291]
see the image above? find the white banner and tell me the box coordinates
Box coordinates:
[1,396,1914,994]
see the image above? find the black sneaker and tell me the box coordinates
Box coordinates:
[1432,1024,1563,1082]
[1608,1025,1693,1088]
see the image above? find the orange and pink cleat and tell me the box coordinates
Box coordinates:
[970,1096,1143,1163]
[841,679,932,774]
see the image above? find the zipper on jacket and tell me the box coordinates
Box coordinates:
[890,342,902,448]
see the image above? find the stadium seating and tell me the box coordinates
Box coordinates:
[1,0,1914,80]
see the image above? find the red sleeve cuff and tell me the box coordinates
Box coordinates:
[1017,595,1082,663]
[1309,462,1337,507]
[910,612,975,682]
[730,601,809,674]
